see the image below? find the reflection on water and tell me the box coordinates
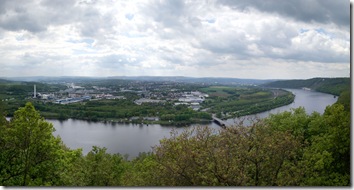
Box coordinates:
[51,89,337,159]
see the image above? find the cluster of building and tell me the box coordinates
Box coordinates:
[31,82,209,110]
[134,91,208,111]
[33,85,56,100]
[92,94,126,100]
[175,91,208,110]
[54,96,91,104]
[134,98,166,105]
[32,84,126,105]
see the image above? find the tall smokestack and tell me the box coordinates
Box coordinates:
[33,85,36,98]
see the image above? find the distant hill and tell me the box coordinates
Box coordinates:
[107,76,275,85]
[262,77,350,96]
[0,78,15,83]
[2,76,275,86]
[1,76,101,83]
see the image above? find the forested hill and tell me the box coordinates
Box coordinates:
[262,77,350,96]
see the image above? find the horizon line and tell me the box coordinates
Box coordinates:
[0,75,350,81]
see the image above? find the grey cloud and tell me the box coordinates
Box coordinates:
[162,56,184,65]
[257,23,298,49]
[0,0,66,32]
[21,53,43,66]
[40,0,83,25]
[0,0,111,36]
[194,25,250,57]
[145,0,186,29]
[199,37,247,56]
[99,54,141,68]
[283,51,350,63]
[217,0,349,28]
[20,52,70,66]
[1,13,46,33]
[0,1,47,33]
[0,0,20,15]
[41,0,77,9]
[141,0,203,38]
[256,44,349,64]
[67,5,116,39]
[284,48,349,63]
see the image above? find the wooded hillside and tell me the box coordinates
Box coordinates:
[262,77,350,96]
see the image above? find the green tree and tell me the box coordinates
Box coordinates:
[55,146,87,186]
[84,146,127,186]
[336,90,350,111]
[0,100,7,126]
[243,121,303,185]
[121,152,160,186]
[0,102,65,186]
[152,124,302,186]
[301,104,350,186]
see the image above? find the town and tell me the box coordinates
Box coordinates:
[0,78,295,125]
[31,81,209,111]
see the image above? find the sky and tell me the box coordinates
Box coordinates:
[0,0,350,79]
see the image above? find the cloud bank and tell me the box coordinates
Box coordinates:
[0,0,350,79]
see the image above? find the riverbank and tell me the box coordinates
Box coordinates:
[50,88,339,157]
[26,88,294,125]
[38,92,295,126]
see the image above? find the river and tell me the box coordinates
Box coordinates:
[51,89,337,159]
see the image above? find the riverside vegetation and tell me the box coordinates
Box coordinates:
[0,83,350,186]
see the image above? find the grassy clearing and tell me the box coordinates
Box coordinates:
[199,86,240,97]
[240,91,272,99]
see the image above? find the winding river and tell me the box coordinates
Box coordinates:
[51,89,337,159]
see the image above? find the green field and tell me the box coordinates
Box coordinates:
[200,86,294,119]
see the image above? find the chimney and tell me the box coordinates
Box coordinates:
[33,85,36,98]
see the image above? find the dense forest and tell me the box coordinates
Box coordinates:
[0,85,350,186]
[262,77,350,96]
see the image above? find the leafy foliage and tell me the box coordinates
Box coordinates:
[301,104,350,185]
[84,146,127,186]
[151,123,303,186]
[0,103,65,185]
[336,89,350,111]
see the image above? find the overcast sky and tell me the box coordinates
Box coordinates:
[0,0,350,79]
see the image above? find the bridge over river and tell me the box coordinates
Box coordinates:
[212,116,229,129]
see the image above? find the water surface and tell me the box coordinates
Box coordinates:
[51,89,338,158]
